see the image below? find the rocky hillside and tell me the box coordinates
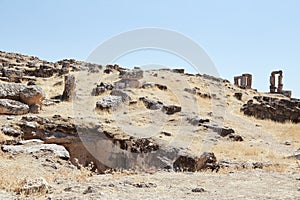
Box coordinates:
[0,50,299,199]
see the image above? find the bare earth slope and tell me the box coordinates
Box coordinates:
[0,51,299,199]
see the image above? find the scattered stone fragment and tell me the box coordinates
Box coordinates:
[140,97,163,110]
[200,124,235,137]
[155,84,167,90]
[191,187,206,193]
[234,92,243,100]
[18,177,49,195]
[228,133,244,141]
[161,131,172,136]
[162,105,181,115]
[187,116,210,126]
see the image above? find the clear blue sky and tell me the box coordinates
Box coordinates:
[1,0,299,97]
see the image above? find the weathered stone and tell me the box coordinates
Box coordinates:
[92,82,114,96]
[155,84,167,90]
[162,105,181,115]
[96,96,122,111]
[0,99,29,115]
[1,143,70,159]
[18,178,49,195]
[110,90,131,102]
[192,188,206,193]
[172,69,185,74]
[0,84,45,110]
[61,75,75,101]
[228,133,244,141]
[173,152,218,172]
[241,96,300,123]
[200,124,235,137]
[20,86,45,106]
[187,116,210,126]
[234,73,252,89]
[234,92,243,101]
[139,97,163,110]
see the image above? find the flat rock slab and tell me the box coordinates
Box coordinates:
[1,143,70,159]
[0,99,29,115]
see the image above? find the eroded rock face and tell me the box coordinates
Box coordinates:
[0,99,29,115]
[241,96,300,123]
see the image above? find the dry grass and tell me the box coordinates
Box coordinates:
[213,142,282,162]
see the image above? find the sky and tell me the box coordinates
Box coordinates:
[0,0,299,97]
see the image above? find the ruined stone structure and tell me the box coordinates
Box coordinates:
[269,70,292,98]
[234,73,252,89]
[241,96,300,123]
[114,67,143,89]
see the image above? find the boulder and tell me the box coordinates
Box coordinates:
[0,99,29,115]
[20,86,45,106]
[96,96,122,111]
[173,152,219,172]
[0,83,45,109]
[110,89,131,102]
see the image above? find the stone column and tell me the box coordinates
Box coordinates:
[62,75,75,101]
[278,72,283,93]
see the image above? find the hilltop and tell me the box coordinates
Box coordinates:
[0,50,299,199]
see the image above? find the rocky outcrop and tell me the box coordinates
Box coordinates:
[92,82,114,96]
[0,99,29,115]
[1,140,70,160]
[241,96,300,123]
[0,83,45,109]
[173,152,219,172]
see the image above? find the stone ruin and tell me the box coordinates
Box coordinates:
[114,67,143,89]
[241,96,300,123]
[234,73,252,89]
[269,70,292,98]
